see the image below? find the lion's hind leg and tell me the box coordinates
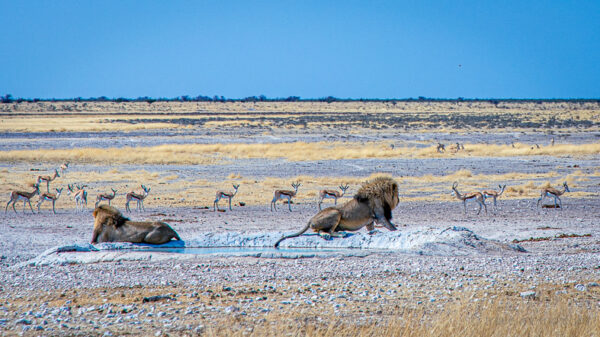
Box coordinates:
[143,225,179,244]
[309,208,342,240]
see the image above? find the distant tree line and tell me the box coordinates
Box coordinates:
[1,93,598,104]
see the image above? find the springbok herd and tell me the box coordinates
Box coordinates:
[4,163,571,215]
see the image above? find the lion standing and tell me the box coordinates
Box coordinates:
[274,176,400,247]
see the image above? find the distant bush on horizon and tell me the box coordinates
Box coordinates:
[1,93,599,104]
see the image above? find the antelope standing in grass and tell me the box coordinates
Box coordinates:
[67,184,88,212]
[60,162,70,176]
[214,184,240,211]
[95,188,117,208]
[126,185,150,212]
[482,184,506,210]
[537,182,570,210]
[37,188,63,214]
[451,182,487,215]
[5,183,40,214]
[318,184,349,210]
[37,169,60,193]
[271,182,301,212]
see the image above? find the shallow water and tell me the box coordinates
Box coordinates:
[137,247,351,255]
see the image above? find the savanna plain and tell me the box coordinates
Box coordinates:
[1,101,600,336]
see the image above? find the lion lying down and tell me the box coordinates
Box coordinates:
[91,205,181,244]
[274,176,399,247]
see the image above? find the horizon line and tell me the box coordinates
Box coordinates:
[1,94,599,103]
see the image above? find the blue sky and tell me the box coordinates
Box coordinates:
[1,0,599,99]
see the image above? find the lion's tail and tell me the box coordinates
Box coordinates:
[274,222,311,248]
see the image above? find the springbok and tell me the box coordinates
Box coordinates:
[37,169,60,193]
[537,182,570,210]
[95,188,117,208]
[5,183,40,214]
[271,182,301,212]
[67,184,88,212]
[126,185,150,212]
[318,184,349,210]
[37,188,63,214]
[214,184,240,211]
[482,184,507,210]
[451,182,487,215]
[60,162,70,176]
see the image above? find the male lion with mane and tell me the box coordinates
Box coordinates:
[91,205,181,244]
[274,176,399,247]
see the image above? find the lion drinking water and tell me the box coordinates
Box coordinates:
[91,205,181,244]
[274,176,400,247]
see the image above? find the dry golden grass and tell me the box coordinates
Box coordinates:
[1,142,598,165]
[205,299,600,337]
[0,116,178,132]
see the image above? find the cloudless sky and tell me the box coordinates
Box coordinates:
[1,0,599,99]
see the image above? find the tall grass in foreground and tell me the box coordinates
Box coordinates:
[206,299,599,337]
[1,142,598,164]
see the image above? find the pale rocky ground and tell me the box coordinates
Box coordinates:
[1,105,599,335]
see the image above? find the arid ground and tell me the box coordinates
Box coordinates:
[1,101,599,336]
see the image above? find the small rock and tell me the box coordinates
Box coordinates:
[520,291,536,299]
[587,282,599,288]
[15,319,32,325]
[142,295,172,303]
[224,306,239,313]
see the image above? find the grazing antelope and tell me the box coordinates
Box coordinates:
[60,162,70,176]
[537,182,570,210]
[125,185,150,212]
[37,188,63,214]
[482,184,507,210]
[67,184,88,212]
[318,184,349,210]
[95,188,117,208]
[271,182,301,212]
[214,184,240,211]
[451,182,487,215]
[37,169,60,193]
[5,183,40,214]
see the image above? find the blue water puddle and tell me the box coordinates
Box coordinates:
[137,247,351,255]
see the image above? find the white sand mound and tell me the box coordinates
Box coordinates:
[18,226,524,266]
